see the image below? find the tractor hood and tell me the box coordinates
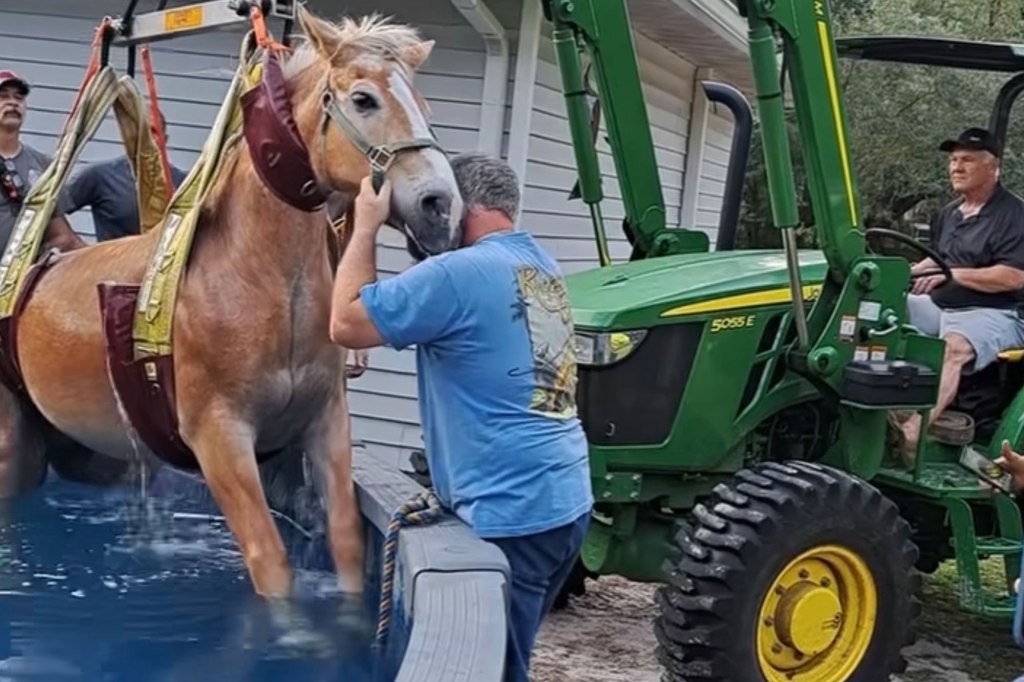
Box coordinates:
[566,249,831,329]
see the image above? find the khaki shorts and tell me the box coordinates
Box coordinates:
[907,293,1024,371]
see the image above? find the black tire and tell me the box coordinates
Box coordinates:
[654,460,921,682]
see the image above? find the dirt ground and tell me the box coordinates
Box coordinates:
[532,559,1024,682]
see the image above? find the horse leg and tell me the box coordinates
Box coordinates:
[306,382,366,628]
[0,385,48,499]
[184,411,332,656]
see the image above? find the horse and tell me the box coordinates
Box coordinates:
[0,5,462,641]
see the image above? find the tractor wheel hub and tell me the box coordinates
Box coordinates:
[776,582,843,655]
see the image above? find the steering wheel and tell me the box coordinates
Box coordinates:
[864,227,954,285]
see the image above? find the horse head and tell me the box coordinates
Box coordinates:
[282,7,464,259]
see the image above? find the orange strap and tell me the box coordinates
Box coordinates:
[62,16,113,138]
[139,45,173,201]
[249,5,291,54]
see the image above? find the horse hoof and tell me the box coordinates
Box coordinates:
[275,626,335,659]
[336,596,373,642]
[267,598,334,659]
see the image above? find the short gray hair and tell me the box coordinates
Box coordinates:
[450,152,520,223]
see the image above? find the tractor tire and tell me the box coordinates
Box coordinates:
[654,460,921,682]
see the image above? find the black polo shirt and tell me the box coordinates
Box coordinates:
[928,183,1024,310]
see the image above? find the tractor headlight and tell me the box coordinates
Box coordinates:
[574,329,648,367]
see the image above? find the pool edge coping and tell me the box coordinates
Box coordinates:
[352,443,509,682]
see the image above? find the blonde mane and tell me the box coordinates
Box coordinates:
[281,13,424,82]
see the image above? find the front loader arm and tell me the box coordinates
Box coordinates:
[739,0,945,479]
[743,0,866,278]
[541,0,709,262]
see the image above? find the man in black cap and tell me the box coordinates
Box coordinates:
[894,127,1024,460]
[0,69,85,253]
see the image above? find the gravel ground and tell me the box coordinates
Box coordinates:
[532,560,1024,682]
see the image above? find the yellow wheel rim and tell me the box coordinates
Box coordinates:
[756,544,877,682]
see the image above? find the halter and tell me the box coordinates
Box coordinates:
[242,50,446,214]
[318,79,445,193]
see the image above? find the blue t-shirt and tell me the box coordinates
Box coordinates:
[360,229,593,538]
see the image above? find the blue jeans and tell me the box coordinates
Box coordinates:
[487,511,591,682]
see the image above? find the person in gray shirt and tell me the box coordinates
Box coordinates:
[57,112,187,242]
[0,69,84,253]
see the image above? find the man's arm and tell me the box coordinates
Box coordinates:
[43,215,87,252]
[55,164,96,217]
[329,176,466,351]
[330,223,385,349]
[951,264,1024,293]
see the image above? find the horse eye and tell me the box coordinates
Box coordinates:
[350,92,379,113]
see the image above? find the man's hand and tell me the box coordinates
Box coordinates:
[911,274,945,295]
[910,258,937,276]
[345,348,370,378]
[353,176,392,235]
[996,440,1024,492]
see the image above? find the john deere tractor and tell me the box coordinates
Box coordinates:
[541,0,1024,679]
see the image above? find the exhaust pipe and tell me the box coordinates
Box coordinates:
[701,81,752,252]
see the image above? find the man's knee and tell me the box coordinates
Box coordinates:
[942,332,976,368]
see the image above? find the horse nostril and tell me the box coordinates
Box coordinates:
[420,193,451,219]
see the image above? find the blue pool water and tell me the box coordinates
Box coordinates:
[0,471,377,682]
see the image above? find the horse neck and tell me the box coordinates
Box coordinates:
[203,148,329,285]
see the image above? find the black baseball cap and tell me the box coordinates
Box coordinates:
[939,127,1000,157]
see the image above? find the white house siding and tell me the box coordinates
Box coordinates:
[695,111,735,246]
[523,26,695,275]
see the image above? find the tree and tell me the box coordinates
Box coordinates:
[737,0,1024,248]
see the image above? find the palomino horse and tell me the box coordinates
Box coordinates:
[0,5,461,635]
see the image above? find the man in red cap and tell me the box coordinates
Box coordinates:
[0,69,85,254]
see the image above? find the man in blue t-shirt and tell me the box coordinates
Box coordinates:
[329,153,593,682]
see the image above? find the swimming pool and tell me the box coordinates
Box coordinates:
[0,443,510,681]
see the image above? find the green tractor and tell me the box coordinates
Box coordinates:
[541,0,1024,679]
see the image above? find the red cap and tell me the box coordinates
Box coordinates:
[0,71,30,95]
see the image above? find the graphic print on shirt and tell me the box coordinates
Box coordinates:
[512,265,578,418]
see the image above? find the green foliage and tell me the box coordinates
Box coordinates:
[737,0,1024,248]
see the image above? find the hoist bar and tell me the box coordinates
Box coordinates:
[109,0,295,47]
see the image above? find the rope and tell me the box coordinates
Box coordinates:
[374,489,443,651]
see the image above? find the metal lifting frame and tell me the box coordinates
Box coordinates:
[104,0,297,75]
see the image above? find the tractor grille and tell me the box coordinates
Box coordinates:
[576,323,702,446]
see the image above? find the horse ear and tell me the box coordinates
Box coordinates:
[399,40,435,71]
[297,4,341,59]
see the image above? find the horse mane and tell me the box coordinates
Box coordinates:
[281,13,424,83]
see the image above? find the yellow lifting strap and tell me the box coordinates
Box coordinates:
[0,65,171,317]
[120,79,175,237]
[131,32,266,360]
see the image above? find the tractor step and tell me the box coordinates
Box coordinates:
[976,536,1024,556]
[875,462,1002,499]
[944,493,1023,617]
[878,462,1024,616]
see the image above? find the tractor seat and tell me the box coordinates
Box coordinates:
[999,348,1024,362]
